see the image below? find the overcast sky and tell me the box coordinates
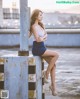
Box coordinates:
[3,0,80,13]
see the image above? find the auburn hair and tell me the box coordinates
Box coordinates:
[29,9,44,37]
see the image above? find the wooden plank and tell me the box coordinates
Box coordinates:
[0,73,4,81]
[29,98,36,99]
[0,58,4,64]
[28,65,36,74]
[42,78,44,85]
[28,74,36,82]
[42,61,44,70]
[28,90,36,99]
[0,81,4,89]
[0,64,4,73]
[42,61,44,86]
[18,51,29,56]
[28,82,36,90]
[4,57,28,99]
[41,60,45,99]
[28,56,36,65]
[42,93,45,99]
[35,56,42,99]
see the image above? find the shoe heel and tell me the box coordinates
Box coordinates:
[49,85,57,96]
[42,70,49,83]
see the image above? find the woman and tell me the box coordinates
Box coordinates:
[29,9,59,96]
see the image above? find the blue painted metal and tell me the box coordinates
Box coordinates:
[35,56,42,99]
[0,0,29,99]
[4,57,28,99]
[0,34,19,46]
[20,0,29,51]
[45,33,80,47]
[0,31,80,47]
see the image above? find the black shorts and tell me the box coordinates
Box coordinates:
[32,41,47,56]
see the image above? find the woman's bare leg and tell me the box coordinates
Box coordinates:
[50,64,56,91]
[46,56,58,78]
[41,56,57,91]
[41,50,59,79]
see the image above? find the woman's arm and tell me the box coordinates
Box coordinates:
[32,25,47,42]
[44,25,48,36]
[43,29,48,40]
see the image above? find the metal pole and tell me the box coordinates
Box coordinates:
[18,0,29,56]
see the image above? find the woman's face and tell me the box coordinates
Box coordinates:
[37,12,43,22]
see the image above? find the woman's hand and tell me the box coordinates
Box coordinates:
[44,33,47,38]
[43,31,47,41]
[42,34,47,41]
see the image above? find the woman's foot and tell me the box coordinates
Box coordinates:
[49,85,57,96]
[42,70,49,83]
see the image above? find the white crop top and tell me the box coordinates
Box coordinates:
[32,26,45,41]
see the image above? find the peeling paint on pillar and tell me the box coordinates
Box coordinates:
[4,57,28,99]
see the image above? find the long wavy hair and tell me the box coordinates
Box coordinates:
[29,9,44,37]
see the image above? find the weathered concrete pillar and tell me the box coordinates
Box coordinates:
[0,0,3,26]
[18,0,30,56]
[0,57,28,99]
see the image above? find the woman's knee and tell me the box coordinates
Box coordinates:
[51,64,56,71]
[52,52,59,59]
[56,52,59,59]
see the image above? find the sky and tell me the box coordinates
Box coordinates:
[3,0,80,13]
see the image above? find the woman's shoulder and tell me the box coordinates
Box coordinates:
[31,24,39,31]
[32,24,38,28]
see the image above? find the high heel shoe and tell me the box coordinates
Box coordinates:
[42,70,49,83]
[49,85,57,96]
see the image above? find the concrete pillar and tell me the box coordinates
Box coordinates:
[0,0,3,27]
[18,0,30,56]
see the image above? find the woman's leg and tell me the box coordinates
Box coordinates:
[50,64,56,91]
[41,50,59,79]
[41,56,57,94]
